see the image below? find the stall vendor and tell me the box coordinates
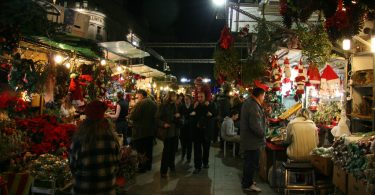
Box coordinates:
[283,108,319,162]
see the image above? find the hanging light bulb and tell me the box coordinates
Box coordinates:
[343,39,351,50]
[153,83,157,88]
[117,65,122,72]
[371,36,375,53]
[54,55,63,64]
[100,59,106,65]
[64,63,71,69]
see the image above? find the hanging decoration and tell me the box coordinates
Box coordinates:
[283,57,291,79]
[219,26,234,49]
[271,56,282,91]
[320,64,340,97]
[239,24,250,38]
[68,73,84,107]
[8,53,49,94]
[295,59,306,96]
[307,63,321,85]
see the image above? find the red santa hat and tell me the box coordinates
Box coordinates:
[254,80,269,92]
[295,59,305,95]
[307,64,321,85]
[320,65,339,90]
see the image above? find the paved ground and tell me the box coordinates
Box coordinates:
[123,140,278,195]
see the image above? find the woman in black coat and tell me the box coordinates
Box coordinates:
[179,95,194,162]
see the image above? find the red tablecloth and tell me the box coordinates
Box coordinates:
[266,141,286,151]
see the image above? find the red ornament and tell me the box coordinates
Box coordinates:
[307,64,321,85]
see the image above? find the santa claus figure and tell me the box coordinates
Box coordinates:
[295,59,306,95]
[283,57,291,79]
[271,57,282,91]
[69,73,84,107]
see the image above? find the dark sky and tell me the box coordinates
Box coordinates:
[124,0,226,82]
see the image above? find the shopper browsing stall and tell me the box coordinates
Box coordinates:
[107,91,129,145]
[220,109,240,143]
[283,108,319,162]
[240,87,266,192]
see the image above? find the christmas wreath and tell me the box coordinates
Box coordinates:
[8,53,49,94]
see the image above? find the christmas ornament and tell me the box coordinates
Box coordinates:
[295,59,306,95]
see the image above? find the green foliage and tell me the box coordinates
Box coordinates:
[213,47,240,82]
[296,23,332,68]
[8,54,49,94]
[312,101,341,125]
[242,19,278,84]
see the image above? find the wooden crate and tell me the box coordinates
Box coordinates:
[310,155,333,176]
[332,165,347,194]
[347,174,372,195]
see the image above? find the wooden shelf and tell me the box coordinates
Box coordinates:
[347,113,373,122]
[351,84,373,88]
[353,51,375,56]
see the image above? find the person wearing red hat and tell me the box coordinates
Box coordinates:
[69,100,120,195]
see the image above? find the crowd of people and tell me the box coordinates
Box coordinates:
[68,77,320,194]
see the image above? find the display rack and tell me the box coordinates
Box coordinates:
[348,52,375,132]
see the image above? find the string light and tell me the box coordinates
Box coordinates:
[54,55,63,64]
[100,59,106,65]
[64,63,71,69]
[343,39,351,50]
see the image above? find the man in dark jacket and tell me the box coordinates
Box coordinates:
[240,87,266,192]
[192,92,216,174]
[130,89,157,172]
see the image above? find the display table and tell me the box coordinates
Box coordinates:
[265,141,286,188]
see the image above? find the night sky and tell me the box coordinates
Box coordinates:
[124,0,226,82]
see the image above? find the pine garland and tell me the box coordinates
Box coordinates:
[213,47,240,82]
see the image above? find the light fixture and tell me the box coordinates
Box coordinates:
[147,83,151,88]
[100,59,106,65]
[132,41,138,46]
[371,36,375,53]
[212,0,225,6]
[54,55,63,64]
[342,39,351,50]
[117,65,122,72]
[64,63,71,69]
[203,78,211,83]
[153,83,157,88]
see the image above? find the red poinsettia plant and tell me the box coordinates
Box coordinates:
[16,115,77,155]
[0,91,28,113]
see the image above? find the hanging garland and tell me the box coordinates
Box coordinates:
[213,26,240,83]
[279,0,372,41]
[297,22,332,68]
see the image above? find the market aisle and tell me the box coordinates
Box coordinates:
[124,140,277,195]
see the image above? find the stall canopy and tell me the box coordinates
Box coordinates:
[99,41,150,60]
[128,64,165,78]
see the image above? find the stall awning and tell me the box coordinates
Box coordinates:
[128,64,165,78]
[99,41,150,59]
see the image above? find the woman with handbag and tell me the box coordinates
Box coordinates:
[156,91,181,178]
